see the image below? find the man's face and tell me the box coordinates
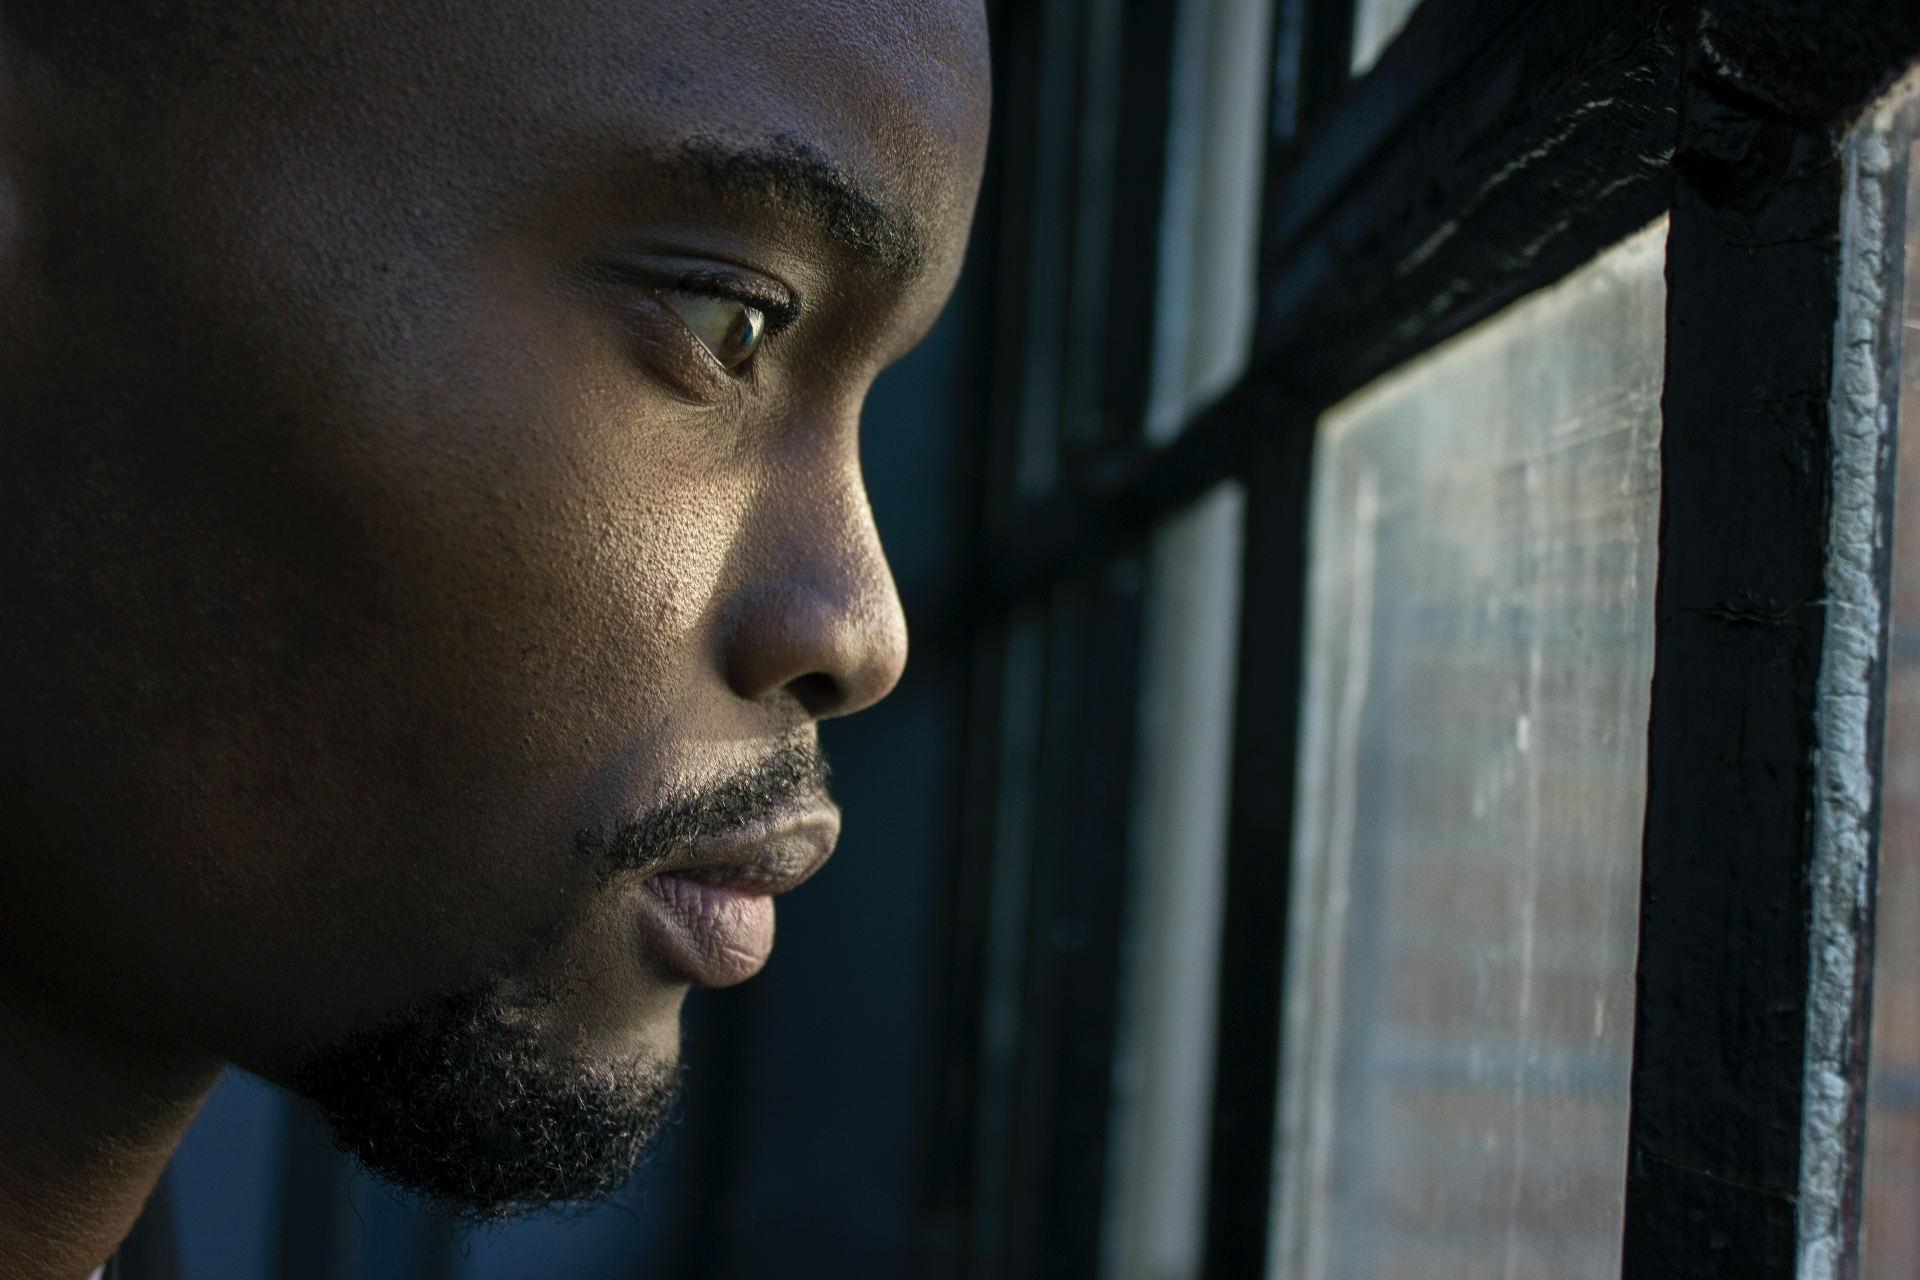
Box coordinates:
[0,0,987,1213]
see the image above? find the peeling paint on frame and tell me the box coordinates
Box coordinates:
[1798,64,1920,1280]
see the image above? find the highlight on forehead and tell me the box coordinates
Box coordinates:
[671,134,930,285]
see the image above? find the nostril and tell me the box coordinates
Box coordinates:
[784,671,842,717]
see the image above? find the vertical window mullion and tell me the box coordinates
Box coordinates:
[1621,48,1846,1279]
[970,605,1053,1279]
[1025,572,1151,1278]
[1202,409,1319,1280]
[1196,5,1343,1273]
[1292,0,1355,138]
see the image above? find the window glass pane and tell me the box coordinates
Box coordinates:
[1271,220,1667,1280]
[1105,482,1245,1280]
[1351,0,1421,74]
[1862,75,1920,1280]
[1147,0,1275,441]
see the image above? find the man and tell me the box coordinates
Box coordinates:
[0,0,990,1274]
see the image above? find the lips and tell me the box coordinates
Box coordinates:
[635,801,839,987]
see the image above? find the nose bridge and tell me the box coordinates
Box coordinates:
[721,406,907,718]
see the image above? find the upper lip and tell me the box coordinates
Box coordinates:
[645,797,841,896]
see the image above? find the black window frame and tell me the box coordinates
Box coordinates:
[921,2,1920,1278]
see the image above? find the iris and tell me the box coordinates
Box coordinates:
[659,288,766,369]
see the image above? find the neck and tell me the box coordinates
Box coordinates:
[0,990,222,1280]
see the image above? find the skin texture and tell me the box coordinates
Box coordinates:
[0,1,990,1274]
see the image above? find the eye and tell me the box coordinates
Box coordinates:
[657,288,766,370]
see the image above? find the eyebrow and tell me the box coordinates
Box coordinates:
[663,134,930,286]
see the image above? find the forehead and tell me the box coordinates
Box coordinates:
[255,0,992,260]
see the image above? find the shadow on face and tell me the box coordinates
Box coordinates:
[0,0,989,1216]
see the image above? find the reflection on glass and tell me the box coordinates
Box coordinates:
[1271,221,1667,1280]
[1862,78,1920,1280]
[1351,0,1422,74]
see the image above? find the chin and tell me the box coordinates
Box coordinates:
[289,975,683,1221]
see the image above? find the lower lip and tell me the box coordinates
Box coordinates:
[641,874,777,987]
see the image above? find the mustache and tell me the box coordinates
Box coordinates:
[579,736,832,875]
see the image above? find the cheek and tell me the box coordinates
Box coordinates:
[538,458,746,744]
[379,291,758,777]
[199,299,761,1052]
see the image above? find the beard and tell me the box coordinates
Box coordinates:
[288,736,830,1221]
[289,981,681,1222]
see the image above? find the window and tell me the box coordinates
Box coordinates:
[935,3,1920,1280]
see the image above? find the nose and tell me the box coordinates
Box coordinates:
[720,440,908,721]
